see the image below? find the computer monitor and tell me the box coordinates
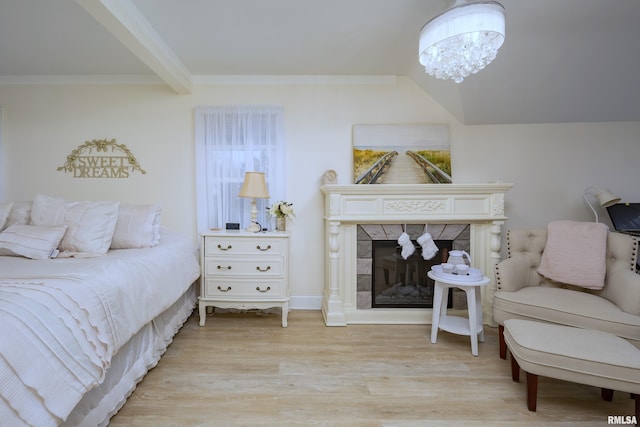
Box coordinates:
[606,203,640,233]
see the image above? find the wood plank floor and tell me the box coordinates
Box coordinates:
[109,310,636,426]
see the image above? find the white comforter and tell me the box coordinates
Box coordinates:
[0,229,200,426]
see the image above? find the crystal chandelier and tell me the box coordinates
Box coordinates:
[419,0,506,83]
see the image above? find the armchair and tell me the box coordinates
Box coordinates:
[492,228,640,359]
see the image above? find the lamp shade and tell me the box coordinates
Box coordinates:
[584,187,621,223]
[238,172,270,199]
[594,189,621,208]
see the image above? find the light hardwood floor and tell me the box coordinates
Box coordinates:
[109,310,636,426]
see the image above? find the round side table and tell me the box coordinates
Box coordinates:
[427,270,490,356]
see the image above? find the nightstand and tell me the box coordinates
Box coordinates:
[198,230,290,327]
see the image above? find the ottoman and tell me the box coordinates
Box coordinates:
[503,319,640,417]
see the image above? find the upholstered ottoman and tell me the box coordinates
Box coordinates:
[503,319,640,417]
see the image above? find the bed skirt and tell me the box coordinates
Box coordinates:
[61,282,198,427]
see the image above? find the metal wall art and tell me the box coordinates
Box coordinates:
[58,139,146,178]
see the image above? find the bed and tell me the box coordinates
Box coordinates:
[0,196,201,426]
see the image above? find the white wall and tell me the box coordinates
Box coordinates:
[1,84,196,233]
[452,122,640,228]
[1,77,639,308]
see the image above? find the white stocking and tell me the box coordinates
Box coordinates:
[397,232,415,260]
[417,232,439,260]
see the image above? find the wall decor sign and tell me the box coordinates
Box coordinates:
[352,124,451,184]
[58,139,146,178]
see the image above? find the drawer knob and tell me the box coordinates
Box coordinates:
[256,286,271,293]
[256,265,271,272]
[217,244,232,251]
[256,244,272,251]
[217,265,232,270]
[217,286,232,292]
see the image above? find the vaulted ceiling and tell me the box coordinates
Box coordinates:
[1,0,639,125]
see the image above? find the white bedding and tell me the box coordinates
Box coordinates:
[0,229,200,426]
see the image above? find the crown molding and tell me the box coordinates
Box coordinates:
[192,75,399,86]
[0,75,164,85]
[0,74,399,87]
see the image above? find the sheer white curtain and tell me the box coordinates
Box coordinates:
[195,105,285,232]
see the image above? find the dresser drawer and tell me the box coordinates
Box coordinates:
[203,278,285,298]
[204,237,284,256]
[204,256,283,277]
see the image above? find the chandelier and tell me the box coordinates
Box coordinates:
[419,0,506,83]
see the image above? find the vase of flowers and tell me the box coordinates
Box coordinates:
[267,201,294,231]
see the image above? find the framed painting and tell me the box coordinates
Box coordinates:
[352,124,451,184]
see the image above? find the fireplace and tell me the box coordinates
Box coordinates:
[357,224,459,309]
[320,180,512,326]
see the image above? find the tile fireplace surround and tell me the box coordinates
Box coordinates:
[321,181,513,326]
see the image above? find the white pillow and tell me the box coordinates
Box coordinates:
[60,201,120,256]
[5,201,32,229]
[111,204,162,249]
[0,202,14,231]
[31,194,120,257]
[30,193,69,226]
[0,224,67,260]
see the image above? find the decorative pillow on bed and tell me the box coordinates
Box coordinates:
[0,224,67,259]
[60,201,120,255]
[30,193,69,226]
[0,202,14,231]
[110,204,162,248]
[4,201,32,229]
[31,193,120,257]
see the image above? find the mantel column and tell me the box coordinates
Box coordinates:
[323,220,347,326]
[486,220,504,326]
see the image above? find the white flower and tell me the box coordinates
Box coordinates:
[267,201,295,219]
[280,204,294,216]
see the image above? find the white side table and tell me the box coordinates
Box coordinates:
[427,270,490,356]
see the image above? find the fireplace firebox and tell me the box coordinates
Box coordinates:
[371,239,452,308]
[356,223,465,310]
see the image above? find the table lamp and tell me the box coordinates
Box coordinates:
[583,186,621,223]
[238,172,270,232]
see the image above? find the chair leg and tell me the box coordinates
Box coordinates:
[526,372,538,412]
[510,352,520,382]
[499,324,507,359]
[603,391,639,418]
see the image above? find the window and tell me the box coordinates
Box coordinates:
[195,105,285,232]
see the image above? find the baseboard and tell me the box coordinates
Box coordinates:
[289,295,323,310]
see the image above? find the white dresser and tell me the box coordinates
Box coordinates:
[198,230,290,327]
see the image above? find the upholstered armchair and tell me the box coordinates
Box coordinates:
[492,227,640,359]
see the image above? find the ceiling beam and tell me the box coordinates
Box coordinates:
[75,0,192,94]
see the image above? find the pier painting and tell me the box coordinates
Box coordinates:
[352,124,451,184]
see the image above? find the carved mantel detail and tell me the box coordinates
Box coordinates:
[329,193,342,217]
[384,200,446,212]
[320,180,513,326]
[491,193,505,216]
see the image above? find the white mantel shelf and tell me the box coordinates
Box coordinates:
[320,182,513,327]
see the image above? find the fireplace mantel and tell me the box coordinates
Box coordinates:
[320,182,513,326]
